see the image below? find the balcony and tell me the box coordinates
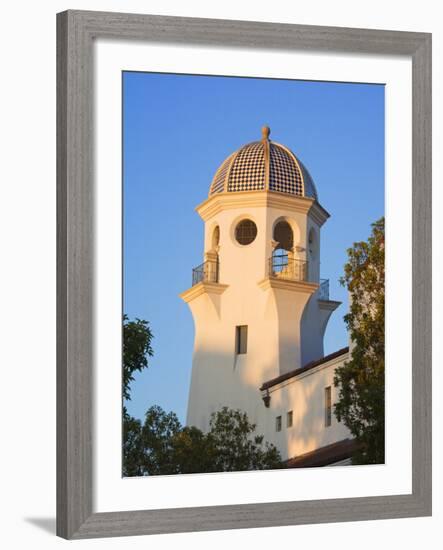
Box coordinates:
[192,258,219,286]
[190,257,331,300]
[269,254,308,282]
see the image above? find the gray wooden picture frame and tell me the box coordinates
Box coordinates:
[57,9,432,540]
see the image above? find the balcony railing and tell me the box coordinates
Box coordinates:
[319,278,330,300]
[269,255,308,282]
[192,259,219,286]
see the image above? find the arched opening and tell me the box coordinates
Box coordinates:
[212,225,220,249]
[200,225,220,285]
[272,220,293,274]
[273,220,293,251]
[270,219,306,281]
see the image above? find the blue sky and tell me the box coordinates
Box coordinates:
[123,71,384,424]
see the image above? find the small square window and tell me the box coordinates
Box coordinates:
[236,325,248,355]
[287,410,293,428]
[325,386,332,427]
[276,416,282,432]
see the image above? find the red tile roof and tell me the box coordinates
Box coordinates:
[286,438,359,468]
[259,346,349,391]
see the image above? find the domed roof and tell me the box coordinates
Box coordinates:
[209,126,318,200]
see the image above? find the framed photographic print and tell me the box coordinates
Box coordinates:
[57,10,432,539]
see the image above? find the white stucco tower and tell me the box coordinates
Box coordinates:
[180,127,341,444]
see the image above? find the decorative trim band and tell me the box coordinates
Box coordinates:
[179,282,229,303]
[257,276,319,294]
[196,190,330,225]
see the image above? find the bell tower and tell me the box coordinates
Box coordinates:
[180,127,340,432]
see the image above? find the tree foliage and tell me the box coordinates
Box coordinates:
[123,314,153,401]
[122,314,153,475]
[333,217,385,464]
[170,425,216,474]
[208,407,282,472]
[122,409,144,477]
[124,405,282,476]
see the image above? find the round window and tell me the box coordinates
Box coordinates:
[235,219,257,245]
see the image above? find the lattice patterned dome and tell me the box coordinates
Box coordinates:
[209,126,318,200]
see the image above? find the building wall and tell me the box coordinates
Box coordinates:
[186,202,291,430]
[256,353,351,461]
[184,195,342,458]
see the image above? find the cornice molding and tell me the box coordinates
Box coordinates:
[258,277,319,294]
[308,201,330,226]
[196,191,330,225]
[318,299,342,311]
[179,282,229,303]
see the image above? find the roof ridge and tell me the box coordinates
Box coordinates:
[259,346,349,391]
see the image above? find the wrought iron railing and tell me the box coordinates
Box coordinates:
[269,255,308,282]
[319,278,330,300]
[192,259,219,286]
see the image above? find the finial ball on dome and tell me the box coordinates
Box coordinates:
[261,125,271,141]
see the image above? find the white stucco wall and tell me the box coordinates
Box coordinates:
[185,201,288,430]
[182,191,344,459]
[257,352,351,461]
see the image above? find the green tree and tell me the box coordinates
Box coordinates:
[122,314,154,475]
[138,405,182,475]
[122,409,144,477]
[334,217,385,465]
[170,426,216,474]
[123,314,153,401]
[208,407,283,472]
[126,405,282,476]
